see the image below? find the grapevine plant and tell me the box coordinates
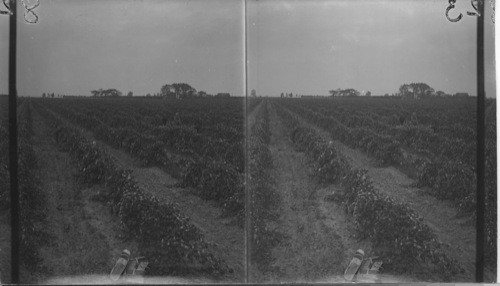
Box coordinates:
[274,102,463,278]
[17,101,47,271]
[248,101,282,272]
[36,103,230,276]
[40,99,246,221]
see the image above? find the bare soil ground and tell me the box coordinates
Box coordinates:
[26,110,140,283]
[283,106,485,281]
[246,99,263,134]
[54,112,245,282]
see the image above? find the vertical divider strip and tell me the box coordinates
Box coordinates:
[244,0,250,283]
[8,0,18,283]
[476,0,486,282]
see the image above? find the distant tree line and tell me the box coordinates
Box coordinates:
[398,83,434,99]
[160,83,230,99]
[91,88,123,97]
[86,83,232,99]
[42,83,233,98]
[329,88,361,97]
[42,92,67,98]
[322,83,469,99]
[398,83,469,99]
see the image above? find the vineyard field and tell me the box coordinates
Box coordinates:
[12,97,245,283]
[3,95,496,283]
[248,97,496,283]
[1,0,495,282]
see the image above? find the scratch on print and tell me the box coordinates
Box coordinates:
[1,0,39,24]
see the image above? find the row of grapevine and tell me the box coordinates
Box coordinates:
[273,103,463,279]
[281,100,408,165]
[17,101,47,271]
[299,97,476,131]
[36,99,245,221]
[283,99,475,166]
[40,98,244,172]
[291,98,475,161]
[39,98,244,140]
[34,103,231,276]
[247,101,281,273]
[279,100,477,215]
[298,98,494,265]
[38,99,244,158]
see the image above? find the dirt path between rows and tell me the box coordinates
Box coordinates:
[245,100,263,135]
[261,102,381,283]
[48,110,245,282]
[282,106,481,281]
[30,109,140,284]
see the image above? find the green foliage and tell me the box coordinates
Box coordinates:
[281,99,478,219]
[37,103,231,276]
[160,83,197,99]
[329,88,361,97]
[17,101,47,271]
[341,170,462,275]
[39,98,245,221]
[275,102,464,277]
[248,101,282,271]
[277,105,347,185]
[417,160,476,213]
[91,88,123,97]
[399,83,435,99]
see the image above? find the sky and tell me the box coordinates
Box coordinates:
[248,0,496,97]
[0,0,496,97]
[1,0,245,96]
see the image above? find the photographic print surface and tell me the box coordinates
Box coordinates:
[246,0,496,283]
[14,0,245,283]
[0,0,496,284]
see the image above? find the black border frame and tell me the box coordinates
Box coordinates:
[8,0,18,283]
